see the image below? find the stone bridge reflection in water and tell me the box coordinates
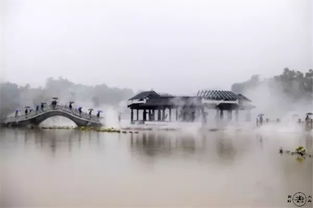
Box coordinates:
[0,128,312,207]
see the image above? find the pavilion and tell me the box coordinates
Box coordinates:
[127,90,254,124]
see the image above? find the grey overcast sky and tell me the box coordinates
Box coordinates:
[0,0,312,94]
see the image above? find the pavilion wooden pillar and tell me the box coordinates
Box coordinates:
[150,109,154,121]
[143,109,147,121]
[148,109,151,121]
[201,107,206,123]
[227,110,232,121]
[153,109,156,121]
[175,108,178,121]
[136,109,139,120]
[169,108,172,122]
[162,108,166,121]
[147,110,150,121]
[131,109,134,123]
[220,109,224,120]
[235,109,239,122]
[246,110,251,121]
[158,109,161,121]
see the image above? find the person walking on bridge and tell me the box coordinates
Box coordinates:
[69,101,74,111]
[88,109,93,118]
[24,108,28,117]
[78,107,82,116]
[96,110,102,120]
[41,103,45,111]
[15,110,18,118]
[51,100,57,109]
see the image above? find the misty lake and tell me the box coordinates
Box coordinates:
[0,127,312,207]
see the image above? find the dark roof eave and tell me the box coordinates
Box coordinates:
[129,91,160,100]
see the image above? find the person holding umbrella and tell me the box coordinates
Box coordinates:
[97,110,102,118]
[24,106,30,118]
[51,97,58,109]
[88,108,93,118]
[41,102,46,111]
[78,107,82,116]
[305,113,313,130]
[259,114,264,126]
[69,101,74,111]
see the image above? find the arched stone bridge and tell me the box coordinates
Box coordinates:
[3,104,102,127]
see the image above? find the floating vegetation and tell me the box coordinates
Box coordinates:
[295,146,306,156]
[279,146,312,161]
[96,128,140,134]
[96,127,121,133]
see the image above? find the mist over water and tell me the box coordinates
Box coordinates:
[0,128,311,207]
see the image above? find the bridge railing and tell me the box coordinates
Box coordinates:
[5,104,101,124]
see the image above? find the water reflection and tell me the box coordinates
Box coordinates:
[0,128,312,207]
[129,130,250,165]
[2,129,106,156]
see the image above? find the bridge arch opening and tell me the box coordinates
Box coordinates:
[39,116,78,127]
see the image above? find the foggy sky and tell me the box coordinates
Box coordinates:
[0,0,312,95]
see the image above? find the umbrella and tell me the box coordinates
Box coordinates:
[52,97,58,100]
[258,114,264,117]
[69,101,75,104]
[306,112,313,115]
[25,106,31,108]
[96,110,102,117]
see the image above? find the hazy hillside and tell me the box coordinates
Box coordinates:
[232,68,313,117]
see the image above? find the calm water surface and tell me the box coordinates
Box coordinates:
[0,128,312,207]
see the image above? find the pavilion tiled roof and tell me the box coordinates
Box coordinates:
[128,90,253,109]
[197,90,239,101]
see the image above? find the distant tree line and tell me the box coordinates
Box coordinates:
[0,77,134,121]
[273,68,313,100]
[232,68,313,101]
